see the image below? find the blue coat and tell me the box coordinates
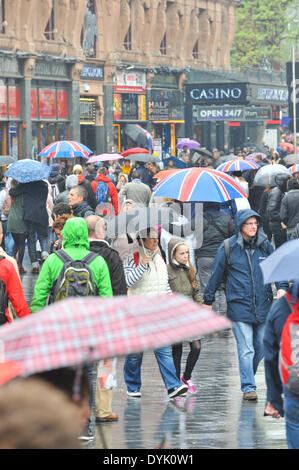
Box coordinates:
[203,209,287,324]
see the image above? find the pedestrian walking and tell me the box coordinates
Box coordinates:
[0,221,30,324]
[116,173,128,192]
[110,199,139,263]
[9,180,50,274]
[118,170,152,207]
[123,227,188,399]
[48,163,65,199]
[196,202,235,316]
[280,178,299,240]
[266,173,290,248]
[7,180,28,274]
[91,166,120,216]
[54,175,78,204]
[72,164,97,210]
[167,237,203,393]
[68,185,94,218]
[203,209,287,401]
[0,176,14,255]
[86,214,127,424]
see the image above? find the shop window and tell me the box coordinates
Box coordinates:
[124,25,132,51]
[160,34,167,55]
[44,1,55,40]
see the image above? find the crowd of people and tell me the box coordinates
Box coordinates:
[0,138,299,448]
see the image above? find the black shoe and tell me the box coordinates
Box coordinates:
[167,384,188,398]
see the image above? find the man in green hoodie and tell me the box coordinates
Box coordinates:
[30,217,113,312]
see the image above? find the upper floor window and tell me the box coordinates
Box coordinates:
[81,0,97,57]
[160,34,167,55]
[0,0,6,34]
[192,40,199,60]
[124,25,132,50]
[44,0,54,40]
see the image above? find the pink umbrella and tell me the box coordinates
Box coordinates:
[0,294,231,377]
[87,153,122,163]
[245,152,267,162]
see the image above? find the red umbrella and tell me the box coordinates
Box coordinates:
[121,148,149,157]
[0,294,231,377]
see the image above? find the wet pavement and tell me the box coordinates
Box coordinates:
[21,253,287,450]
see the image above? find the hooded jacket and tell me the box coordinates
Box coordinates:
[30,217,113,312]
[91,174,120,215]
[9,181,49,228]
[203,209,288,323]
[77,174,97,210]
[0,256,30,323]
[167,237,202,302]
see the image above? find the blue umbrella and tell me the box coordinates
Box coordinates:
[5,159,51,183]
[162,157,186,169]
[260,239,299,284]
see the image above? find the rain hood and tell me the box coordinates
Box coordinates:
[168,237,189,268]
[61,217,89,250]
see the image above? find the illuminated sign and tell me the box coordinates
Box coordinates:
[186,83,248,105]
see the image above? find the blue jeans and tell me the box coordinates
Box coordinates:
[124,346,182,392]
[27,222,49,264]
[232,321,266,393]
[283,386,299,449]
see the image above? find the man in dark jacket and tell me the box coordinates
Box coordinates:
[203,209,287,401]
[267,173,290,248]
[86,214,126,424]
[196,202,235,316]
[48,164,65,194]
[73,164,97,210]
[280,178,299,239]
[9,180,49,273]
[68,185,94,218]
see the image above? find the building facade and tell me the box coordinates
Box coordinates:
[0,0,287,159]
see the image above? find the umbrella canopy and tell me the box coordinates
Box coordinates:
[288,164,299,175]
[260,239,299,284]
[279,142,299,153]
[124,124,154,150]
[176,139,200,150]
[162,157,186,169]
[123,153,159,163]
[121,148,149,157]
[216,159,260,172]
[0,155,16,166]
[105,205,184,238]
[4,159,51,183]
[153,169,180,183]
[0,294,231,377]
[194,147,212,158]
[152,168,247,203]
[245,152,267,162]
[216,155,236,166]
[242,142,264,153]
[87,153,122,163]
[283,154,299,167]
[39,140,92,159]
[253,164,290,187]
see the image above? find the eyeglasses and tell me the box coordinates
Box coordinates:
[244,222,259,227]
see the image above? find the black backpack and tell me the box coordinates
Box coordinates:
[49,250,98,304]
[0,256,8,325]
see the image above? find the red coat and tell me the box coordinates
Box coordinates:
[91,174,120,216]
[0,258,30,323]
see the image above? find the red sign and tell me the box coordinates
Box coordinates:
[57,90,68,119]
[8,87,20,118]
[31,89,38,118]
[39,88,56,119]
[0,85,7,117]
[113,94,122,120]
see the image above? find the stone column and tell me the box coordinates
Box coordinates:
[21,57,35,158]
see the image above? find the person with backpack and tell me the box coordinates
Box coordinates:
[203,209,287,401]
[0,225,30,324]
[263,285,299,448]
[91,167,119,217]
[30,217,113,312]
[68,185,94,219]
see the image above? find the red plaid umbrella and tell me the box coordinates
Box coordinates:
[0,294,231,377]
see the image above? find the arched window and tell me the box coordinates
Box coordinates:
[44,0,54,40]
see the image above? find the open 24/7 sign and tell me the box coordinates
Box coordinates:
[193,106,271,121]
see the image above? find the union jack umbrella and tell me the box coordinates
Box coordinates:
[288,164,299,175]
[216,158,260,172]
[0,294,231,378]
[152,167,248,203]
[39,140,92,159]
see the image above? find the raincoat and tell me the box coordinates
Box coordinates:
[203,209,287,324]
[31,217,112,312]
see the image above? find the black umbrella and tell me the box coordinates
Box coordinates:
[124,124,153,150]
[283,154,299,167]
[0,155,16,166]
[195,148,213,158]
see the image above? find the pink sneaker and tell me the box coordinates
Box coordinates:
[181,375,196,394]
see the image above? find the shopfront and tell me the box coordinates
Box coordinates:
[147,73,184,158]
[31,60,71,158]
[0,56,23,158]
[113,70,147,152]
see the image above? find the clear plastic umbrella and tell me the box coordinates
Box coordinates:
[253,164,290,187]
